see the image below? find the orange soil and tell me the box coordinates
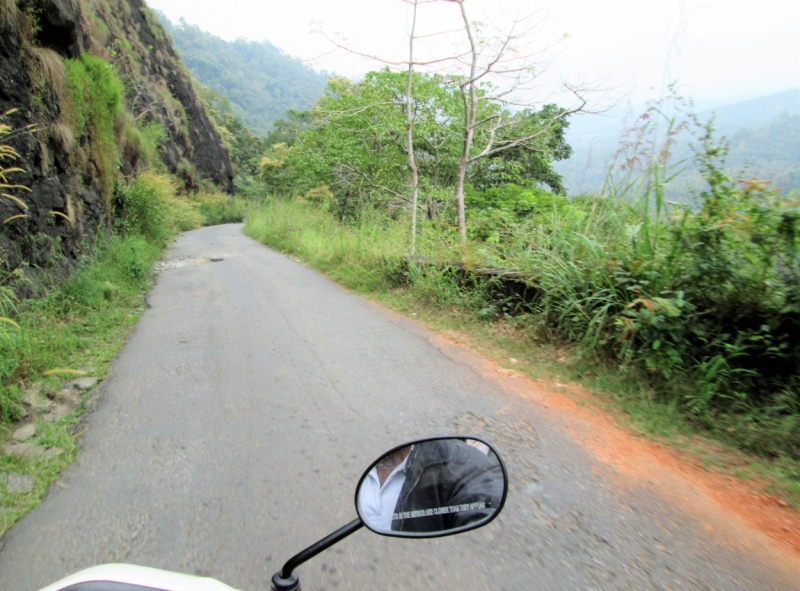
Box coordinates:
[428,328,800,567]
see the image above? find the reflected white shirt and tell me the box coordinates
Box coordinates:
[358,455,409,532]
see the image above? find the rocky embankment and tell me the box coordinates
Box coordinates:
[0,0,233,272]
[1,373,98,498]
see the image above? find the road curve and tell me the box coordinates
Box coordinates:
[0,224,797,591]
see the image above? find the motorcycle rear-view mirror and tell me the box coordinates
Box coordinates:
[272,435,507,590]
[355,436,508,538]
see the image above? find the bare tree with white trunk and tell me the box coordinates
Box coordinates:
[439,0,602,240]
[317,0,607,243]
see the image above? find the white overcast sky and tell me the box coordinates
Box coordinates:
[146,0,799,105]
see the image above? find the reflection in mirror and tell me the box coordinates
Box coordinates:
[356,437,506,537]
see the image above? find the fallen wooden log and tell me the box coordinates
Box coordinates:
[399,256,542,313]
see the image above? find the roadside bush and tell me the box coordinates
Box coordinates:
[510,123,800,457]
[192,193,245,225]
[465,183,569,219]
[138,121,168,172]
[113,173,202,245]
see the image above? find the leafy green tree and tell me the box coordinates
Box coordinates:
[469,105,573,194]
[276,74,410,219]
[262,70,572,224]
[264,109,316,148]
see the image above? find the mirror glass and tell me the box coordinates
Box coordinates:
[355,437,507,537]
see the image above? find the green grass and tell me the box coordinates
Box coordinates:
[244,196,800,507]
[244,198,407,291]
[0,232,162,535]
[63,54,123,208]
[192,192,246,226]
[0,419,80,533]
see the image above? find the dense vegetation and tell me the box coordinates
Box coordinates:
[260,71,571,220]
[159,15,327,135]
[194,84,266,187]
[246,76,800,465]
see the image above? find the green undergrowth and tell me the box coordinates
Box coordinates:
[0,418,79,535]
[193,192,246,226]
[0,231,160,536]
[0,171,241,536]
[244,198,406,289]
[244,197,800,507]
[63,53,123,209]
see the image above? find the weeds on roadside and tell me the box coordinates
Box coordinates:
[0,167,185,535]
[244,95,800,465]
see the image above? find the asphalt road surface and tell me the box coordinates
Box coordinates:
[1,224,797,591]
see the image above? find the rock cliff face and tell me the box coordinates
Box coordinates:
[0,0,233,270]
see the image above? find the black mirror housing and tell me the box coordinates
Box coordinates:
[355,435,508,538]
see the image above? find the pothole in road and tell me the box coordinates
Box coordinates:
[156,255,229,271]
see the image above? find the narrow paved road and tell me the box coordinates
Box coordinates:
[0,225,797,591]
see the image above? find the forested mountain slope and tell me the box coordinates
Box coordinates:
[0,0,233,270]
[158,15,328,136]
[555,89,800,196]
[725,112,799,192]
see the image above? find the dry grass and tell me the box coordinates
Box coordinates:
[51,121,75,154]
[2,213,27,224]
[51,210,74,227]
[32,47,67,103]
[1,112,31,211]
[37,139,49,174]
[0,0,20,31]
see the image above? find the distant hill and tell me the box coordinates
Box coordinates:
[556,89,800,196]
[158,15,327,136]
[709,90,800,135]
[716,111,799,193]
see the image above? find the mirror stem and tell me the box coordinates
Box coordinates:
[275,518,364,583]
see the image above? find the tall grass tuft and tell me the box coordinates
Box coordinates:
[50,121,74,154]
[245,199,407,291]
[112,173,202,245]
[191,193,245,226]
[0,0,20,30]
[32,47,67,103]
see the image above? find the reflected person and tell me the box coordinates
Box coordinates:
[359,439,503,534]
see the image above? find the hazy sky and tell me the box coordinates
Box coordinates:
[147,0,799,105]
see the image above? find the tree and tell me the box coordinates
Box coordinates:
[264,109,316,148]
[405,0,421,251]
[317,0,596,241]
[468,104,573,194]
[196,84,265,178]
[262,74,409,216]
[261,70,574,225]
[441,0,591,240]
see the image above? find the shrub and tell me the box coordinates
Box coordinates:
[113,173,202,245]
[192,193,245,225]
[465,183,570,219]
[63,54,123,209]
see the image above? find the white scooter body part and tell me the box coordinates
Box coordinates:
[38,564,240,591]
